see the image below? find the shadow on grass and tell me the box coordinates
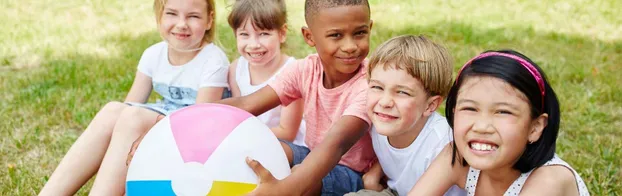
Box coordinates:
[1,21,620,195]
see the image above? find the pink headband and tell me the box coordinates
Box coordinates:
[457,52,546,110]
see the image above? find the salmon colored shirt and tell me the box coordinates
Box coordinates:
[268,54,375,172]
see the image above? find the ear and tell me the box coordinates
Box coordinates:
[206,11,215,31]
[301,26,315,47]
[369,19,374,31]
[423,95,443,117]
[279,24,288,44]
[528,113,548,143]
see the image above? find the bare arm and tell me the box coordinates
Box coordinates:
[282,115,369,195]
[519,165,579,196]
[270,99,304,142]
[124,72,153,103]
[408,144,462,196]
[216,86,282,117]
[228,59,242,98]
[196,87,225,103]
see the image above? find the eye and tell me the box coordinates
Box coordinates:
[355,30,368,36]
[259,32,270,36]
[238,32,249,36]
[459,106,477,112]
[189,15,200,18]
[370,85,383,91]
[496,110,513,115]
[328,33,341,38]
[165,12,176,16]
[397,91,412,96]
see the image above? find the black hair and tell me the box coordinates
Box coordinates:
[447,49,560,173]
[304,0,370,24]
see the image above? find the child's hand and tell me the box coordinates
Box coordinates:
[362,171,385,191]
[126,132,147,166]
[245,157,295,196]
[362,161,385,191]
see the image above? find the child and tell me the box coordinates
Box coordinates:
[409,50,590,195]
[214,0,375,195]
[347,35,465,196]
[226,0,306,146]
[38,0,228,195]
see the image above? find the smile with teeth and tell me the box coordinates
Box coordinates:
[469,142,498,151]
[172,33,190,39]
[374,112,398,121]
[247,52,266,59]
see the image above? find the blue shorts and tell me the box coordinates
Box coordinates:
[281,140,364,196]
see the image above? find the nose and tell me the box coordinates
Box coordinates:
[340,37,357,54]
[378,92,394,108]
[248,35,261,49]
[175,17,188,30]
[471,114,495,134]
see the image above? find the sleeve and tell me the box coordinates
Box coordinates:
[268,59,304,106]
[136,44,159,77]
[199,53,230,88]
[342,81,371,126]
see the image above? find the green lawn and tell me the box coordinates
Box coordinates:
[1,0,620,195]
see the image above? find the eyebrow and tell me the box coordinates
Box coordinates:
[164,8,202,15]
[369,79,383,84]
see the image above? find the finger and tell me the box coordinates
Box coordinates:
[246,157,275,182]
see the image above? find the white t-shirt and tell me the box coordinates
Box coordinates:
[133,41,229,114]
[235,56,306,146]
[371,112,466,196]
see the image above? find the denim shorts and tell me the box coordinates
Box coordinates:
[281,140,364,196]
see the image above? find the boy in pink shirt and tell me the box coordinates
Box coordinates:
[218,0,375,195]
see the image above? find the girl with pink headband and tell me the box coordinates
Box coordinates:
[408,50,590,195]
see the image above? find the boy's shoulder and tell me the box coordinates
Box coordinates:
[421,112,452,142]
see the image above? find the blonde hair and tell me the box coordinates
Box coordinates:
[227,0,287,31]
[153,0,217,44]
[368,35,453,97]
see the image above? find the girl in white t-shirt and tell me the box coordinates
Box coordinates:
[40,0,228,195]
[409,50,589,196]
[225,0,305,145]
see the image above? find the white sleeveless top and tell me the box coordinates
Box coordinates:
[464,154,590,196]
[235,57,307,146]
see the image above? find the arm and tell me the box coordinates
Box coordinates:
[283,115,369,195]
[408,144,461,196]
[362,160,386,191]
[216,86,281,117]
[519,165,579,196]
[124,72,153,103]
[228,59,242,97]
[270,99,304,142]
[196,87,225,103]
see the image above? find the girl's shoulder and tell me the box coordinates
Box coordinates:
[141,41,167,57]
[521,165,579,195]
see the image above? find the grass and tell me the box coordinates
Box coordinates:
[1,0,620,195]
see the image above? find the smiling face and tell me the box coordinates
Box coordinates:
[301,5,372,75]
[159,0,212,50]
[453,76,547,171]
[235,19,286,66]
[367,65,436,138]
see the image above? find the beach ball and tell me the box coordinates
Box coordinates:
[126,103,291,196]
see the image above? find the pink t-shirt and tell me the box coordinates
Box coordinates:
[268,54,375,172]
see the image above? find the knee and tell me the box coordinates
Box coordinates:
[280,141,294,166]
[113,107,157,133]
[100,101,127,115]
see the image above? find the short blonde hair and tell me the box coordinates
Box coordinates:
[368,35,453,97]
[153,0,217,44]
